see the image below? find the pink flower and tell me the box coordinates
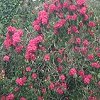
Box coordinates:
[15,45,23,53]
[56,88,64,95]
[97,53,100,58]
[3,38,12,49]
[32,19,40,26]
[58,48,65,54]
[87,54,94,60]
[88,21,96,27]
[49,4,56,13]
[14,87,19,92]
[83,39,89,47]
[54,19,66,29]
[78,70,85,78]
[83,77,90,84]
[63,2,68,8]
[71,14,77,20]
[43,2,49,11]
[91,62,100,68]
[88,96,97,100]
[7,26,16,33]
[12,33,21,46]
[61,82,68,90]
[20,97,27,100]
[26,66,32,72]
[57,66,63,73]
[69,68,77,76]
[98,81,100,86]
[3,55,10,62]
[32,73,37,79]
[79,7,87,15]
[71,25,79,33]
[1,95,6,100]
[41,88,46,94]
[57,57,62,63]
[80,47,87,55]
[76,0,86,5]
[33,25,41,31]
[6,93,15,100]
[44,54,50,61]
[84,14,89,21]
[59,74,66,81]
[75,37,81,44]
[42,18,48,25]
[38,96,44,100]
[49,82,55,90]
[69,5,77,11]
[16,77,26,86]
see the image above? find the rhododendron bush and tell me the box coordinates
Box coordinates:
[0,0,100,100]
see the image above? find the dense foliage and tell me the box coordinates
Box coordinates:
[0,0,100,100]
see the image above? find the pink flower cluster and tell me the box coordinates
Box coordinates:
[25,34,44,61]
[3,26,23,53]
[32,10,48,31]
[16,76,27,86]
[49,81,68,95]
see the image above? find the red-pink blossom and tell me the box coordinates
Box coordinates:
[3,55,10,62]
[88,21,96,27]
[87,54,94,60]
[75,37,81,44]
[32,73,37,79]
[59,74,66,81]
[56,88,64,95]
[76,0,86,5]
[78,70,85,77]
[69,68,77,76]
[49,82,55,90]
[6,93,15,100]
[44,54,50,61]
[26,66,32,72]
[20,97,27,100]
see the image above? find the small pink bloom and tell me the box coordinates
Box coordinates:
[6,93,15,100]
[83,39,89,46]
[88,21,96,27]
[91,62,100,68]
[7,26,16,33]
[1,95,6,100]
[59,74,66,81]
[69,5,77,11]
[76,0,86,5]
[87,54,94,60]
[56,88,64,95]
[15,45,23,53]
[57,66,63,73]
[41,88,46,94]
[33,25,41,31]
[14,87,19,92]
[26,66,32,72]
[49,4,56,13]
[38,96,44,100]
[32,73,37,79]
[20,97,27,100]
[79,7,87,15]
[57,57,62,63]
[44,54,50,61]
[49,82,55,90]
[88,96,97,100]
[3,55,10,62]
[75,37,81,44]
[78,70,85,77]
[69,68,77,76]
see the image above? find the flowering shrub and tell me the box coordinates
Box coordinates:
[0,0,100,100]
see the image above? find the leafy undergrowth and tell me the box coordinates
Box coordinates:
[0,0,100,100]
